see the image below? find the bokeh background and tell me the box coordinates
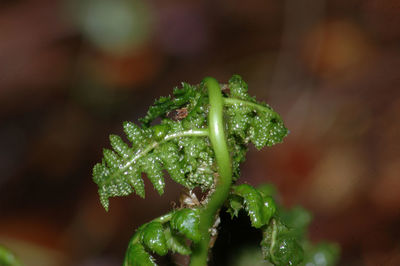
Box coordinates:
[0,0,399,265]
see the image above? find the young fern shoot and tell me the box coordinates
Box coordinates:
[93,75,339,266]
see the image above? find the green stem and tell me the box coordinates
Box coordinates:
[224,97,275,114]
[269,219,278,264]
[190,77,232,266]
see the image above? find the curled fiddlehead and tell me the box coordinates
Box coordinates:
[92,75,339,265]
[92,75,286,211]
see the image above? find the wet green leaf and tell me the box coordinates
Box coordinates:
[124,243,156,266]
[229,75,255,102]
[272,233,304,266]
[171,208,201,242]
[141,222,168,256]
[232,184,276,228]
[164,227,191,255]
[261,219,304,266]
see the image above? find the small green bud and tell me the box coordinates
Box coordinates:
[140,222,168,256]
[272,234,304,266]
[171,208,201,242]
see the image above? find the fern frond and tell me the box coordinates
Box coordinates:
[93,75,288,211]
[228,74,257,102]
[224,75,288,178]
[92,75,340,266]
[157,142,187,186]
[110,134,133,159]
[93,120,211,210]
[225,76,288,149]
[139,153,165,195]
[93,135,211,210]
[123,121,147,148]
[139,82,201,126]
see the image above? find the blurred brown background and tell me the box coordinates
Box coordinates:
[0,0,399,265]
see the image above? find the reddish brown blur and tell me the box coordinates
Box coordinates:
[0,0,399,265]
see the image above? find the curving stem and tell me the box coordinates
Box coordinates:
[189,77,233,266]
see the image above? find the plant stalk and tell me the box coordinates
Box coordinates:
[189,77,232,266]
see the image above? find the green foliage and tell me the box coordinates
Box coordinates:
[92,75,287,211]
[92,75,338,266]
[170,208,201,242]
[124,243,156,266]
[225,75,287,150]
[227,184,339,266]
[260,206,339,266]
[230,184,276,228]
[139,82,204,126]
[0,246,21,266]
[140,222,168,256]
[122,208,201,265]
[228,74,255,102]
[261,218,304,266]
[271,233,304,266]
[92,121,213,210]
[164,227,192,255]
